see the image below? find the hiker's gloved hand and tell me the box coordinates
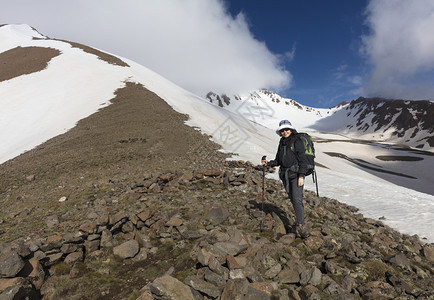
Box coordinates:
[261,160,268,166]
[298,177,304,187]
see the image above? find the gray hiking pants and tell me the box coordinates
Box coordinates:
[280,169,304,225]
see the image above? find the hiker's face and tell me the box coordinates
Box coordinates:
[280,128,291,138]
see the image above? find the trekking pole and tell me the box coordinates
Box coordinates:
[313,170,319,197]
[260,155,266,232]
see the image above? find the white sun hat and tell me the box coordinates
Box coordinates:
[276,119,295,136]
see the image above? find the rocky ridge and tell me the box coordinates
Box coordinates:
[1,163,433,299]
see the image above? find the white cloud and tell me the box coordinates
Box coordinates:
[281,43,296,63]
[333,64,348,80]
[348,75,362,86]
[361,0,434,99]
[0,0,291,96]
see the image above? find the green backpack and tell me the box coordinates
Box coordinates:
[289,132,319,196]
[291,133,315,176]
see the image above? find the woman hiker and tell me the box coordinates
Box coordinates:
[261,120,310,238]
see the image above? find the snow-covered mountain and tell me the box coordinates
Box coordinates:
[0,24,433,242]
[205,91,434,152]
[313,97,433,151]
[205,90,337,130]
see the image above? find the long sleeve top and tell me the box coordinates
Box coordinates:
[267,134,308,176]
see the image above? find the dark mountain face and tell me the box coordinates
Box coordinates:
[343,97,434,149]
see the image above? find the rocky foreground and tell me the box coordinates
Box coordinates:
[1,162,433,299]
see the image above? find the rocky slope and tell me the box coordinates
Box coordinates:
[0,83,433,300]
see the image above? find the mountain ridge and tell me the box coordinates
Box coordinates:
[205,91,433,152]
[315,97,434,150]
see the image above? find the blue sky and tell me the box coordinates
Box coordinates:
[2,0,434,108]
[226,1,368,107]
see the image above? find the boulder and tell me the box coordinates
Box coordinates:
[44,253,63,267]
[278,259,306,284]
[84,240,100,254]
[113,240,139,259]
[300,266,322,286]
[197,247,212,266]
[64,251,84,265]
[422,245,434,262]
[109,212,128,226]
[358,280,397,299]
[0,279,39,300]
[208,241,248,261]
[221,278,249,300]
[150,275,194,300]
[100,229,114,247]
[204,268,225,288]
[264,263,282,279]
[249,282,274,297]
[0,249,25,277]
[226,255,247,270]
[184,275,221,298]
[386,252,411,270]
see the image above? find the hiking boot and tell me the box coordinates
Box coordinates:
[296,224,310,239]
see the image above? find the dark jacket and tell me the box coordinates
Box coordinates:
[267,132,308,177]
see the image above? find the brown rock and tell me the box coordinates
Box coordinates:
[278,259,306,284]
[79,220,97,234]
[44,253,63,267]
[221,278,249,300]
[184,275,221,298]
[121,192,141,201]
[178,173,194,182]
[27,258,45,290]
[422,245,434,262]
[150,275,194,300]
[109,212,128,226]
[0,278,26,291]
[0,277,38,299]
[159,173,176,182]
[84,240,100,254]
[137,210,153,222]
[25,174,36,182]
[228,255,247,270]
[203,169,223,177]
[166,216,183,227]
[249,282,274,296]
[113,240,139,259]
[279,234,296,245]
[64,251,84,265]
[226,255,241,270]
[121,221,135,233]
[148,182,161,193]
[203,177,221,185]
[194,171,204,179]
[358,281,397,299]
[136,288,154,300]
